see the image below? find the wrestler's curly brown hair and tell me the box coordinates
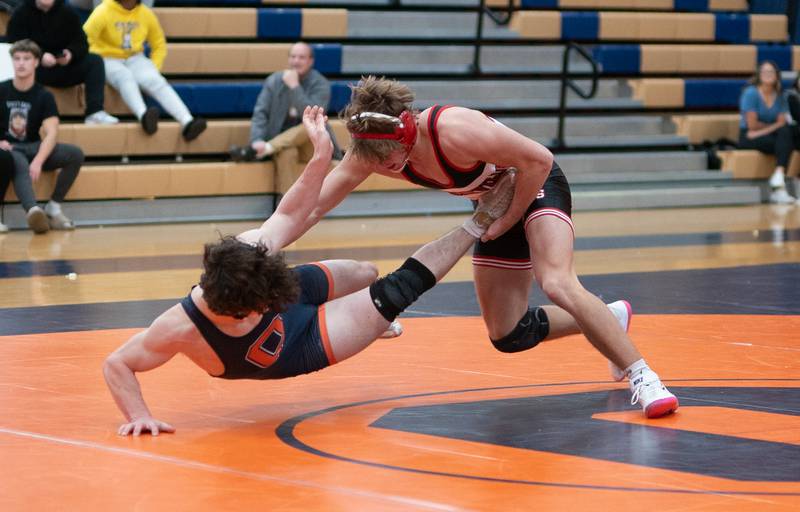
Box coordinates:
[199,237,299,318]
[342,75,415,163]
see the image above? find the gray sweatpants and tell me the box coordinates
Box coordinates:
[8,142,84,211]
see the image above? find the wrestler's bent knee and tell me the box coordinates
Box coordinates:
[490,307,550,353]
[359,261,379,282]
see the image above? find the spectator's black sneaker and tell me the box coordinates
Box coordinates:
[26,206,49,234]
[141,107,159,135]
[182,118,207,141]
[229,145,257,162]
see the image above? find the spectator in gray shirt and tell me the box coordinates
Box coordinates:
[231,42,341,162]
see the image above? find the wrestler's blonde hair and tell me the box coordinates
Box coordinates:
[342,76,415,163]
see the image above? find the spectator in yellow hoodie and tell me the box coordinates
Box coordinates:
[83,0,206,140]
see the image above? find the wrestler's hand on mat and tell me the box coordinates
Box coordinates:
[118,417,175,437]
[303,105,333,158]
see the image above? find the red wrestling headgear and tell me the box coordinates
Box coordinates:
[349,111,417,149]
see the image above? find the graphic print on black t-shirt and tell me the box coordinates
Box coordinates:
[0,80,59,144]
[7,105,30,141]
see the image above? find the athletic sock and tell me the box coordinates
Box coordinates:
[45,200,62,216]
[625,358,648,377]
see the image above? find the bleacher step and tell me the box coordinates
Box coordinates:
[342,45,595,75]
[497,115,673,139]
[415,98,641,110]
[568,170,735,185]
[572,186,762,210]
[555,151,708,173]
[408,78,629,103]
[559,134,689,148]
[2,181,758,229]
[348,12,518,39]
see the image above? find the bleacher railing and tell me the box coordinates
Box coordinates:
[472,0,599,150]
[472,0,513,74]
[555,42,599,151]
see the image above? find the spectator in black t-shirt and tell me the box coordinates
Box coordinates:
[1,40,84,233]
[7,0,118,125]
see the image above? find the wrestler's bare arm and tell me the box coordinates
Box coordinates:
[303,154,372,230]
[254,151,371,249]
[439,108,554,240]
[103,307,188,436]
[237,106,338,251]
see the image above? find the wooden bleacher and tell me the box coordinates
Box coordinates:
[672,113,800,179]
[1,0,788,228]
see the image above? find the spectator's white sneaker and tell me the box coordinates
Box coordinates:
[0,221,8,233]
[379,320,403,339]
[770,188,796,205]
[607,300,632,381]
[629,368,679,418]
[769,170,786,188]
[26,206,49,234]
[85,110,119,125]
[48,212,75,230]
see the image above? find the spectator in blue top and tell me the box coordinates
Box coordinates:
[738,61,799,204]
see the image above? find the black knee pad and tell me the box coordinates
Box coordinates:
[491,307,550,353]
[369,258,436,322]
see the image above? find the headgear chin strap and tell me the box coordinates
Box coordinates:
[349,111,417,149]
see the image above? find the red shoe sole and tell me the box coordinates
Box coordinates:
[645,397,679,418]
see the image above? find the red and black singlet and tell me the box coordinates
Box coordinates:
[401,104,511,199]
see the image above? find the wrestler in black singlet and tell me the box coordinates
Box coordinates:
[401,104,573,269]
[180,264,337,380]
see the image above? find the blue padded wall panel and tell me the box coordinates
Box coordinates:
[561,12,599,41]
[520,0,558,7]
[793,12,800,43]
[750,0,788,14]
[167,84,195,113]
[236,84,262,115]
[684,79,794,108]
[191,83,347,116]
[757,44,792,70]
[684,79,745,108]
[715,14,750,43]
[592,45,641,74]
[329,82,351,113]
[257,8,302,40]
[674,0,708,12]
[312,44,342,74]
[186,84,244,115]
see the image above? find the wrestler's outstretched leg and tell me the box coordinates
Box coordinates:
[527,215,678,418]
[323,171,516,362]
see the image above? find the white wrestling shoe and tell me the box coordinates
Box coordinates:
[629,367,679,418]
[607,300,632,381]
[379,320,403,339]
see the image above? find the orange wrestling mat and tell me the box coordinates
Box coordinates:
[1,315,798,511]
